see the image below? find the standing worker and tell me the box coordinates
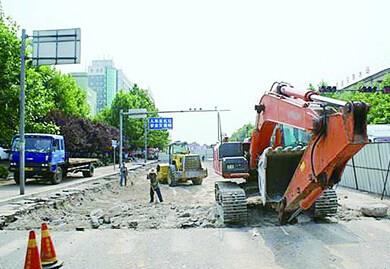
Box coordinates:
[120,162,128,186]
[147,168,163,203]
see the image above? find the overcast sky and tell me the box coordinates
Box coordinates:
[3,0,390,144]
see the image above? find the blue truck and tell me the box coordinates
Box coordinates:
[9,133,97,185]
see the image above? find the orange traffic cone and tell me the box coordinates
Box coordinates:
[40,223,64,269]
[24,231,42,269]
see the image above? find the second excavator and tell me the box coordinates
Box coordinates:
[214,82,369,225]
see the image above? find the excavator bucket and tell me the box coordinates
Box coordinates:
[258,146,305,205]
[258,145,338,219]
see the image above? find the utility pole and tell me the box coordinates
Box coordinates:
[217,111,223,142]
[144,118,148,163]
[119,109,123,169]
[19,29,26,195]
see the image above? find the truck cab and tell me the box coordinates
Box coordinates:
[9,134,66,184]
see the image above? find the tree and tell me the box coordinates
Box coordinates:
[323,91,390,124]
[95,85,169,149]
[230,123,254,142]
[47,110,120,157]
[0,16,22,146]
[38,66,90,117]
[380,73,390,89]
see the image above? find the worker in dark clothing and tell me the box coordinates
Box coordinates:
[120,162,128,186]
[147,168,163,203]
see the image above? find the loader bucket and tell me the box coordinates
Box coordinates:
[258,146,305,205]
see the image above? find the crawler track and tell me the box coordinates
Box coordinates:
[314,189,338,218]
[215,181,247,224]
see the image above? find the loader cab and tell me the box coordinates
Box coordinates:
[168,142,190,166]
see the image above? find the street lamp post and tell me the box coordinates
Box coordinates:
[19,29,27,195]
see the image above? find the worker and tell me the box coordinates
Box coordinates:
[120,162,128,186]
[147,168,163,203]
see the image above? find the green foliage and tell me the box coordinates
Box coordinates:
[47,110,119,156]
[230,123,254,142]
[95,85,169,149]
[324,91,390,124]
[38,66,90,117]
[0,165,8,179]
[380,73,390,89]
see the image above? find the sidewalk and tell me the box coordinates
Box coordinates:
[337,186,390,210]
[0,160,157,206]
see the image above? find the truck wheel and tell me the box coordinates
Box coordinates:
[14,172,22,185]
[50,167,63,185]
[191,178,203,185]
[62,168,68,179]
[82,164,95,178]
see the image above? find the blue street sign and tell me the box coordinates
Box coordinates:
[148,117,173,130]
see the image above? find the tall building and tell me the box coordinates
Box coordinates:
[87,60,133,112]
[70,72,97,116]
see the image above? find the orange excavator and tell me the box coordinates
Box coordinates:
[214,82,369,225]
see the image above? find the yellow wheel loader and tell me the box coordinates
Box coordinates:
[157,141,207,186]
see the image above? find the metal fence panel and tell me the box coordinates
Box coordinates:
[339,142,390,197]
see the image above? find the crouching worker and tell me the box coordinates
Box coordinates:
[147,168,163,203]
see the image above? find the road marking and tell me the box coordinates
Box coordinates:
[280,226,289,236]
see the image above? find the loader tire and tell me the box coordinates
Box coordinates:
[191,178,203,185]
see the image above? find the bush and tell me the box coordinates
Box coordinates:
[0,166,9,179]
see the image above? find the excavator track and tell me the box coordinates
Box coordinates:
[215,181,247,224]
[313,188,338,218]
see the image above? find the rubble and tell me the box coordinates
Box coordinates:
[361,204,388,218]
[90,216,100,229]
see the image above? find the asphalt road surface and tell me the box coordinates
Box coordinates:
[0,218,389,269]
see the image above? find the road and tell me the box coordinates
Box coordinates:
[1,219,389,269]
[0,161,389,269]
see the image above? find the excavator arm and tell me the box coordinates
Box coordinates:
[250,83,369,224]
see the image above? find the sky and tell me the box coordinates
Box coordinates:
[2,0,390,145]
